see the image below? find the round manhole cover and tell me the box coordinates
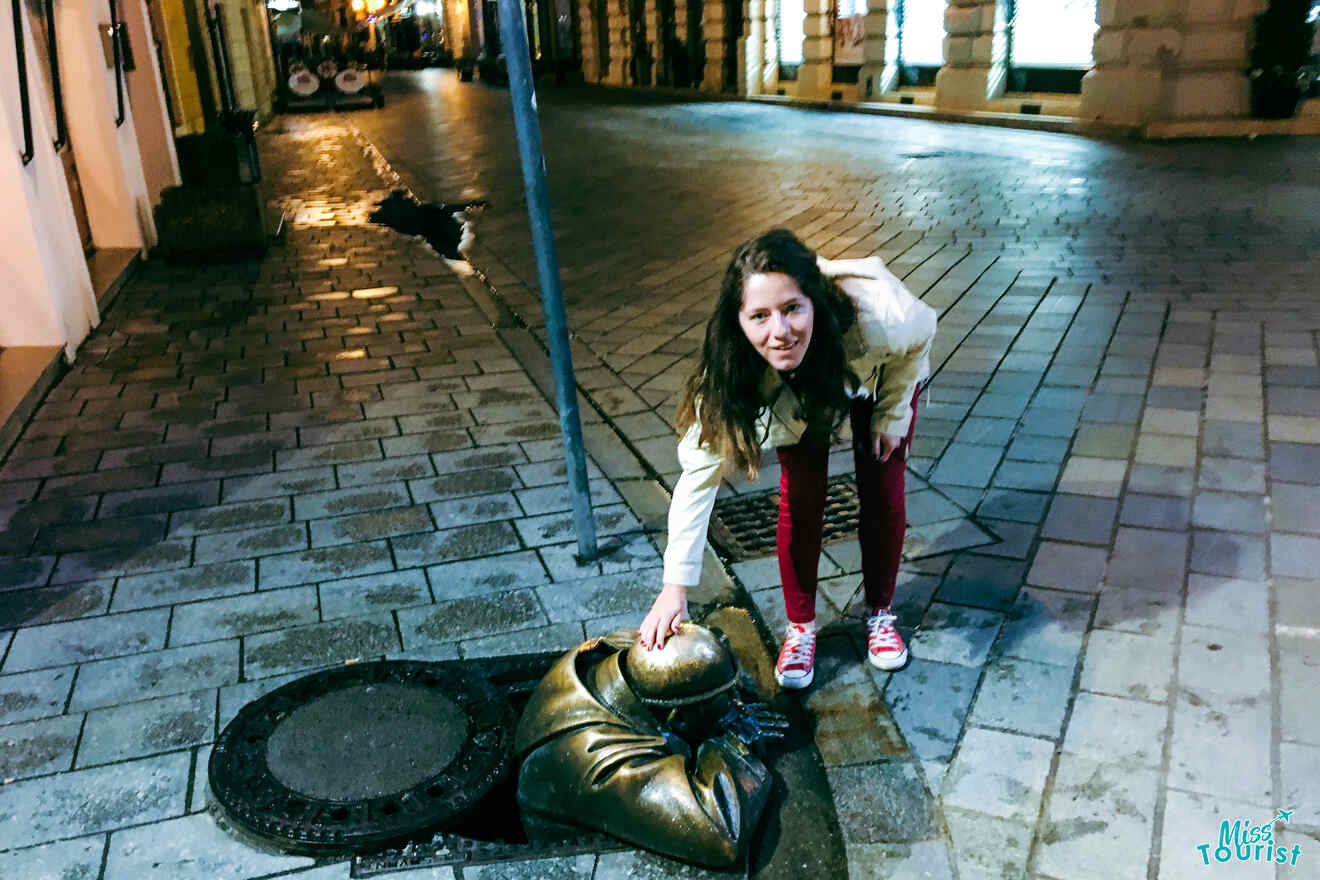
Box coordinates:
[209,661,515,854]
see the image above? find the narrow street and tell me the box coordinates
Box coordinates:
[0,68,1316,879]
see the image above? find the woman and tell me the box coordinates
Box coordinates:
[638,229,937,689]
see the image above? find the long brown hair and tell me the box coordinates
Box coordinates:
[677,229,858,480]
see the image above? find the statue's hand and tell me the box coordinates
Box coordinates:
[719,698,789,748]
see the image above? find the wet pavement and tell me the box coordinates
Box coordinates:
[0,69,1318,879]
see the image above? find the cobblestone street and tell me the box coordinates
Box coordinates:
[0,69,1317,879]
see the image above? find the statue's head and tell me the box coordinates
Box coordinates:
[623,623,739,709]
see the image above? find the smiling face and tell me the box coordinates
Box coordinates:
[738,272,815,372]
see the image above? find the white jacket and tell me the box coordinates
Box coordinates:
[662,256,937,587]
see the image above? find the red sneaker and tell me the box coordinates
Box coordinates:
[775,623,817,689]
[866,607,908,670]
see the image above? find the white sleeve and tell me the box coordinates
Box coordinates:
[662,424,726,587]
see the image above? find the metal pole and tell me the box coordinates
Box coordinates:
[495,0,598,561]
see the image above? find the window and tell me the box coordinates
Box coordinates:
[777,0,804,65]
[1009,0,1096,68]
[897,0,943,67]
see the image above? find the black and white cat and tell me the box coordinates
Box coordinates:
[368,190,489,261]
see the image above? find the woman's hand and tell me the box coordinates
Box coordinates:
[872,432,905,462]
[638,583,688,650]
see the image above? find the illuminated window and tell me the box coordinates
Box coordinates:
[778,0,804,65]
[897,0,944,67]
[1009,0,1096,68]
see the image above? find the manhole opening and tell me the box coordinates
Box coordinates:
[211,653,626,870]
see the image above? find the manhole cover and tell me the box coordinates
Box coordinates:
[710,473,997,562]
[209,660,515,854]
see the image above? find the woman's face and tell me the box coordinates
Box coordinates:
[738,272,814,372]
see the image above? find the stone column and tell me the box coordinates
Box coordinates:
[935,0,1007,109]
[858,0,895,98]
[743,0,767,93]
[606,0,629,83]
[1079,0,1257,124]
[701,0,725,91]
[795,0,832,97]
[577,0,600,79]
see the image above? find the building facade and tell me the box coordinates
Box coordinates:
[558,0,1316,126]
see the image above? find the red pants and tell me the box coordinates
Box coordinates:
[775,390,919,624]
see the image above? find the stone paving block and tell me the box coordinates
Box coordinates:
[805,652,908,766]
[1119,493,1190,531]
[1169,685,1271,805]
[887,659,982,765]
[167,499,291,537]
[1063,692,1167,768]
[1184,574,1269,635]
[934,554,1026,611]
[944,726,1054,823]
[111,561,256,612]
[215,670,307,732]
[98,481,221,519]
[0,713,81,779]
[1279,741,1320,813]
[1272,482,1320,535]
[0,667,75,725]
[535,570,661,624]
[967,655,1072,737]
[994,587,1092,667]
[276,440,383,471]
[0,835,106,880]
[514,504,641,548]
[398,589,546,648]
[49,541,192,585]
[912,603,1002,667]
[0,579,112,626]
[1040,495,1117,545]
[4,608,170,672]
[427,492,522,530]
[593,850,727,880]
[1037,755,1158,880]
[40,465,158,499]
[1201,421,1264,460]
[317,568,431,619]
[220,467,337,503]
[32,514,167,555]
[71,640,240,712]
[392,521,521,567]
[538,533,662,581]
[1135,433,1198,468]
[1272,532,1320,579]
[1204,394,1260,424]
[242,613,401,678]
[1179,624,1270,699]
[845,841,953,880]
[1270,441,1320,485]
[1026,541,1106,593]
[514,479,622,517]
[974,489,1049,525]
[105,812,315,880]
[0,555,56,590]
[336,454,435,486]
[429,444,528,473]
[1004,434,1070,464]
[1141,407,1200,436]
[310,504,433,547]
[1057,456,1128,497]
[942,806,1031,880]
[1126,464,1195,497]
[930,444,1002,488]
[409,467,523,503]
[827,760,935,843]
[424,550,549,600]
[77,689,215,767]
[258,541,395,588]
[194,522,310,564]
[0,751,189,850]
[1080,629,1174,703]
[1191,491,1266,534]
[1106,526,1188,592]
[1070,424,1136,460]
[170,586,320,645]
[159,451,273,484]
[1189,530,1266,580]
[458,621,586,660]
[293,482,411,521]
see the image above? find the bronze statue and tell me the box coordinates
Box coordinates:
[513,623,788,867]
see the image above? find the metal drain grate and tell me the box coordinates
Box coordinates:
[710,473,998,562]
